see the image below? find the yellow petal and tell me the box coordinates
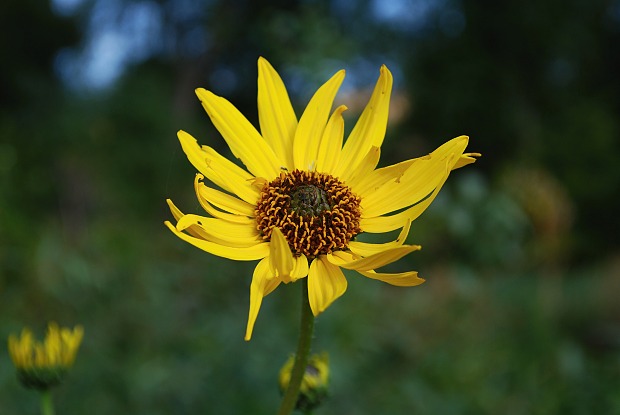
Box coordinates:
[307,256,348,316]
[334,65,393,176]
[10,329,30,368]
[327,245,421,272]
[165,221,269,260]
[453,152,482,170]
[176,214,262,247]
[193,175,254,224]
[352,157,419,198]
[177,131,260,204]
[177,130,213,178]
[166,199,209,239]
[269,227,294,282]
[291,254,310,281]
[429,135,471,161]
[361,136,468,217]
[257,57,298,170]
[342,146,380,186]
[293,70,346,171]
[167,197,191,219]
[7,334,20,366]
[246,257,282,341]
[195,177,256,217]
[196,88,281,179]
[360,159,440,217]
[329,250,359,263]
[356,269,425,287]
[315,105,347,173]
[206,164,263,206]
[348,219,411,257]
[360,156,452,233]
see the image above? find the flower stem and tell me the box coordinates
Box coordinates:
[277,279,315,415]
[40,390,55,415]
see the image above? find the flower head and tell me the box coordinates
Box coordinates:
[165,57,480,340]
[8,322,83,389]
[279,352,329,411]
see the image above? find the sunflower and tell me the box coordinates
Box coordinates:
[165,57,479,340]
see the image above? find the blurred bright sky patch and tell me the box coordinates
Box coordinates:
[50,0,451,90]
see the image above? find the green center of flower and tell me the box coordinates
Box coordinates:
[290,185,330,216]
[255,169,362,258]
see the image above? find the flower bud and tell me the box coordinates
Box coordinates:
[279,352,329,411]
[8,322,83,390]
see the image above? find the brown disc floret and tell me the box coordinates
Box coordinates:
[255,170,362,258]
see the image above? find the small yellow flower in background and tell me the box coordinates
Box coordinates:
[165,57,480,340]
[8,322,83,390]
[279,353,329,411]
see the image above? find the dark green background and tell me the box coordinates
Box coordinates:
[2,0,620,413]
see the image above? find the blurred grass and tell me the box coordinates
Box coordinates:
[3,223,620,414]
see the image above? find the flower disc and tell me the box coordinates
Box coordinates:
[255,170,362,258]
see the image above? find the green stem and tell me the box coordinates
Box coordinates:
[277,279,315,415]
[40,389,55,415]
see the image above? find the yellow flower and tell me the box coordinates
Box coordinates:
[279,353,329,411]
[8,322,83,389]
[165,57,480,340]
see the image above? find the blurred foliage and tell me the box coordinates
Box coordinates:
[2,0,620,414]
